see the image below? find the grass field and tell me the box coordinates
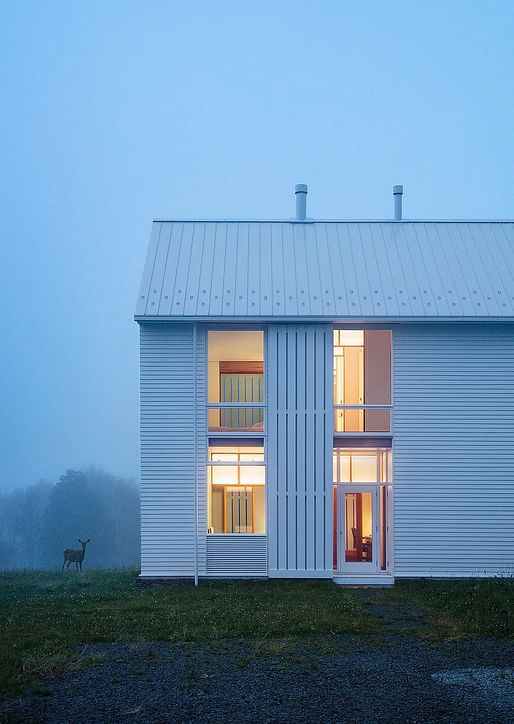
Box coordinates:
[1,570,513,696]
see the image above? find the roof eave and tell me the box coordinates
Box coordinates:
[134,315,514,324]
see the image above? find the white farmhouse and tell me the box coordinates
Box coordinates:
[135,185,514,585]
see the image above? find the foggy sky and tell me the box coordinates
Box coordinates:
[1,1,513,491]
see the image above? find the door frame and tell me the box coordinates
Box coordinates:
[336,483,379,573]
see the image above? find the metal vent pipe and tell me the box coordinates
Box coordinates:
[295,183,308,220]
[393,185,403,220]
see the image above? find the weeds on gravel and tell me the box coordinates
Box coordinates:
[0,569,371,695]
[365,578,514,639]
[21,647,105,680]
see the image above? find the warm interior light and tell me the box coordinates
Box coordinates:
[209,446,264,462]
[239,465,265,485]
[212,466,238,485]
[351,455,377,483]
[334,329,364,347]
[210,452,238,462]
[208,445,266,533]
[333,450,383,483]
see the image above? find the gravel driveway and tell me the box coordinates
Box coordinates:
[2,633,513,723]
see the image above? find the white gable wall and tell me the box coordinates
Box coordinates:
[394,323,514,577]
[139,319,514,580]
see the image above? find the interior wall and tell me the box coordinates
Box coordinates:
[253,487,265,533]
[208,331,263,362]
[364,330,391,432]
[343,347,363,431]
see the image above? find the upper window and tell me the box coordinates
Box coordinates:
[208,331,264,432]
[333,330,391,433]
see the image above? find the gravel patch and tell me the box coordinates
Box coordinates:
[432,667,514,715]
[1,634,514,723]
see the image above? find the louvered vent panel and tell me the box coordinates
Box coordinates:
[206,535,267,577]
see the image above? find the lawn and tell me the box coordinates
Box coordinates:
[1,570,513,696]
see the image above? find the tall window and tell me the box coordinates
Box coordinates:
[207,331,266,535]
[333,330,391,432]
[332,448,392,571]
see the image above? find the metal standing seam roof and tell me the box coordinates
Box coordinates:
[135,221,514,321]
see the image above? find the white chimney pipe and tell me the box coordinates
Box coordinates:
[295,184,307,220]
[393,185,403,220]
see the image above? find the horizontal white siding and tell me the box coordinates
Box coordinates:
[140,323,195,577]
[267,324,333,577]
[195,326,208,576]
[394,323,514,576]
[206,535,267,577]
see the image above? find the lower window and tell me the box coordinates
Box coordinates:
[207,446,265,534]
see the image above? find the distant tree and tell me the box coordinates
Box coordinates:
[41,469,115,569]
[0,492,10,556]
[0,489,26,568]
[83,467,140,567]
[15,481,53,567]
[0,539,15,569]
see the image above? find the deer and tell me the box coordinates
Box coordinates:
[62,539,90,571]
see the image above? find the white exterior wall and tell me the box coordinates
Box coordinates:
[140,323,203,577]
[394,323,514,577]
[267,324,333,577]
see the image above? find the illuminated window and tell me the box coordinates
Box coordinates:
[332,450,379,483]
[332,448,392,571]
[208,446,265,534]
[332,449,391,484]
[208,331,264,431]
[333,329,391,432]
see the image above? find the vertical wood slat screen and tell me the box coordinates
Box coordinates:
[267,324,333,577]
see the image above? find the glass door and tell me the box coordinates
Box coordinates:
[336,484,379,573]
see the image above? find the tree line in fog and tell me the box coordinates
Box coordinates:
[0,468,140,570]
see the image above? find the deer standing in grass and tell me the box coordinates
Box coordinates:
[62,539,90,571]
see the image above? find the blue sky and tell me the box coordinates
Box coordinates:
[1,1,513,491]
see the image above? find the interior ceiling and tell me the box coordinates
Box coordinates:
[208,331,263,362]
